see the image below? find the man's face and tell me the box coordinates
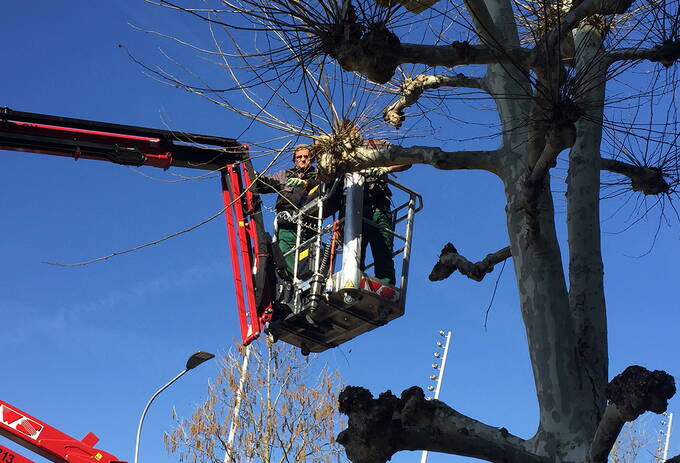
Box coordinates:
[294,148,312,170]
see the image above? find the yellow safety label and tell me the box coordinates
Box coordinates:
[345,280,355,288]
[95,453,103,461]
[298,249,309,260]
[238,221,245,227]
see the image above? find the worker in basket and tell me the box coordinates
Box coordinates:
[334,118,411,285]
[256,144,320,274]
[361,159,410,285]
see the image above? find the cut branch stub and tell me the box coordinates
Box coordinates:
[313,130,365,181]
[429,243,512,282]
[649,39,680,68]
[631,166,669,195]
[383,73,486,128]
[337,386,401,463]
[384,106,406,128]
[324,15,402,84]
[430,243,460,281]
[599,158,671,195]
[589,366,675,463]
[606,365,676,421]
[338,385,542,463]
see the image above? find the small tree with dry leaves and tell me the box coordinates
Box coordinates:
[608,411,673,463]
[165,341,345,463]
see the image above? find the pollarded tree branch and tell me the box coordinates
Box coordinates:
[533,0,636,67]
[607,40,680,67]
[429,243,511,282]
[355,145,502,172]
[587,404,627,463]
[300,2,531,84]
[384,73,488,128]
[587,366,676,463]
[606,365,676,421]
[315,143,502,180]
[337,37,531,84]
[551,0,635,40]
[523,123,577,244]
[337,386,547,463]
[398,42,532,68]
[528,125,576,187]
[599,157,671,194]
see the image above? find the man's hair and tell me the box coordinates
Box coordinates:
[292,144,314,163]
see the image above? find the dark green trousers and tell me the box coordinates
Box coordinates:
[361,208,396,285]
[277,226,312,275]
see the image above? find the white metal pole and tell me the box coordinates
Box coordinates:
[434,331,452,399]
[224,345,251,463]
[420,331,452,463]
[340,172,364,293]
[663,413,673,461]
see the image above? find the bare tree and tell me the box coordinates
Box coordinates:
[141,0,680,462]
[164,341,345,463]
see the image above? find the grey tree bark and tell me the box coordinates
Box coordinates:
[302,1,679,461]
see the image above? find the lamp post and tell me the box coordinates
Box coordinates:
[420,330,452,463]
[133,351,215,463]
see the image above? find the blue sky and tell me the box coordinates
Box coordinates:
[1,2,679,463]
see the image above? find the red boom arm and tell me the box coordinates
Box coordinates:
[0,400,125,463]
[1,107,271,347]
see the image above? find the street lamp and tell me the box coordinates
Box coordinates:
[133,351,215,463]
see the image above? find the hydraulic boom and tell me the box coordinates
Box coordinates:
[1,107,271,346]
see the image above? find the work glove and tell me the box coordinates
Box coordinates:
[361,167,389,177]
[286,177,307,188]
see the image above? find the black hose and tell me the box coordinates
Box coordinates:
[318,242,332,278]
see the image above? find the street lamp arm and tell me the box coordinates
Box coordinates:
[134,368,188,463]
